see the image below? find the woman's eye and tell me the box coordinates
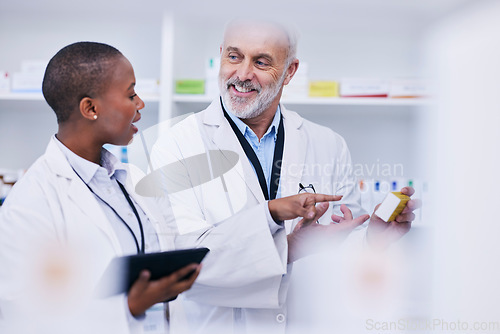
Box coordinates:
[129,93,137,100]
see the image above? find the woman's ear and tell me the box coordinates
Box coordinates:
[79,97,98,121]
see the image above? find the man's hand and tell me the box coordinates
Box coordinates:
[287,203,370,263]
[366,186,421,250]
[127,263,201,317]
[268,193,342,222]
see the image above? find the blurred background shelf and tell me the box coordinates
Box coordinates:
[0,92,160,102]
[173,94,432,106]
[0,0,460,177]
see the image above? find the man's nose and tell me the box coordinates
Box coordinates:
[236,60,254,82]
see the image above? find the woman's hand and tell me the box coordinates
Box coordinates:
[127,263,201,317]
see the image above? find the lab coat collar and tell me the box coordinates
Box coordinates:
[279,105,308,198]
[202,98,304,130]
[43,138,165,252]
[43,137,124,255]
[222,100,282,142]
[44,137,80,179]
[53,135,128,185]
[201,100,265,203]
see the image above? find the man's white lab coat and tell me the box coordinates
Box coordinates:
[150,100,366,334]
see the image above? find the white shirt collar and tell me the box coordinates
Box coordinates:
[53,135,127,184]
[222,100,281,141]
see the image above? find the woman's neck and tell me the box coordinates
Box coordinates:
[56,126,102,165]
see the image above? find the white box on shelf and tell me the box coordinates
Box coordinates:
[135,78,160,95]
[0,71,10,93]
[11,72,43,93]
[282,62,308,98]
[205,57,221,98]
[340,78,389,97]
[389,78,430,98]
[21,60,47,75]
[282,82,308,99]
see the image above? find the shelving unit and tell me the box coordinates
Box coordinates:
[0,92,161,102]
[172,94,431,106]
[0,5,435,181]
[0,9,163,170]
[160,10,432,183]
[0,92,429,110]
[0,93,44,101]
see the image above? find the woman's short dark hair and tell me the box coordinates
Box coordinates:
[42,41,123,123]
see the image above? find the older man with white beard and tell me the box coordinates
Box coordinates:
[151,18,419,334]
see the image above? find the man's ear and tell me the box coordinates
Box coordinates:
[79,97,98,121]
[283,59,299,86]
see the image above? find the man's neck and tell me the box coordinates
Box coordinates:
[241,100,280,140]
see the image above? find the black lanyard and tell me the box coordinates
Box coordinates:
[72,167,145,254]
[221,98,285,200]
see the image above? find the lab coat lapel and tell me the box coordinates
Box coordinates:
[203,100,266,204]
[279,105,307,198]
[66,179,123,254]
[44,139,123,255]
[124,174,172,250]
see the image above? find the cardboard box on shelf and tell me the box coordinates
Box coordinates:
[309,81,339,97]
[175,80,205,95]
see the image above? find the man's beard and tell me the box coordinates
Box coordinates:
[219,70,286,119]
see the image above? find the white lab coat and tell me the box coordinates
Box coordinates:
[150,100,366,334]
[0,137,174,334]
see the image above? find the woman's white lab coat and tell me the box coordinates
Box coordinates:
[0,137,174,334]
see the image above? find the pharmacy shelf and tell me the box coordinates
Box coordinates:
[172,94,432,106]
[0,92,161,102]
[0,92,433,106]
[282,97,431,106]
[0,92,44,101]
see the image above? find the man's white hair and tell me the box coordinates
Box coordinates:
[222,18,299,68]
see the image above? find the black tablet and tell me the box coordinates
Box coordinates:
[96,248,209,297]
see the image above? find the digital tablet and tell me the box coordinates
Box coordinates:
[96,247,209,297]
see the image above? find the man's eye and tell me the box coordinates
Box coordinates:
[256,60,269,67]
